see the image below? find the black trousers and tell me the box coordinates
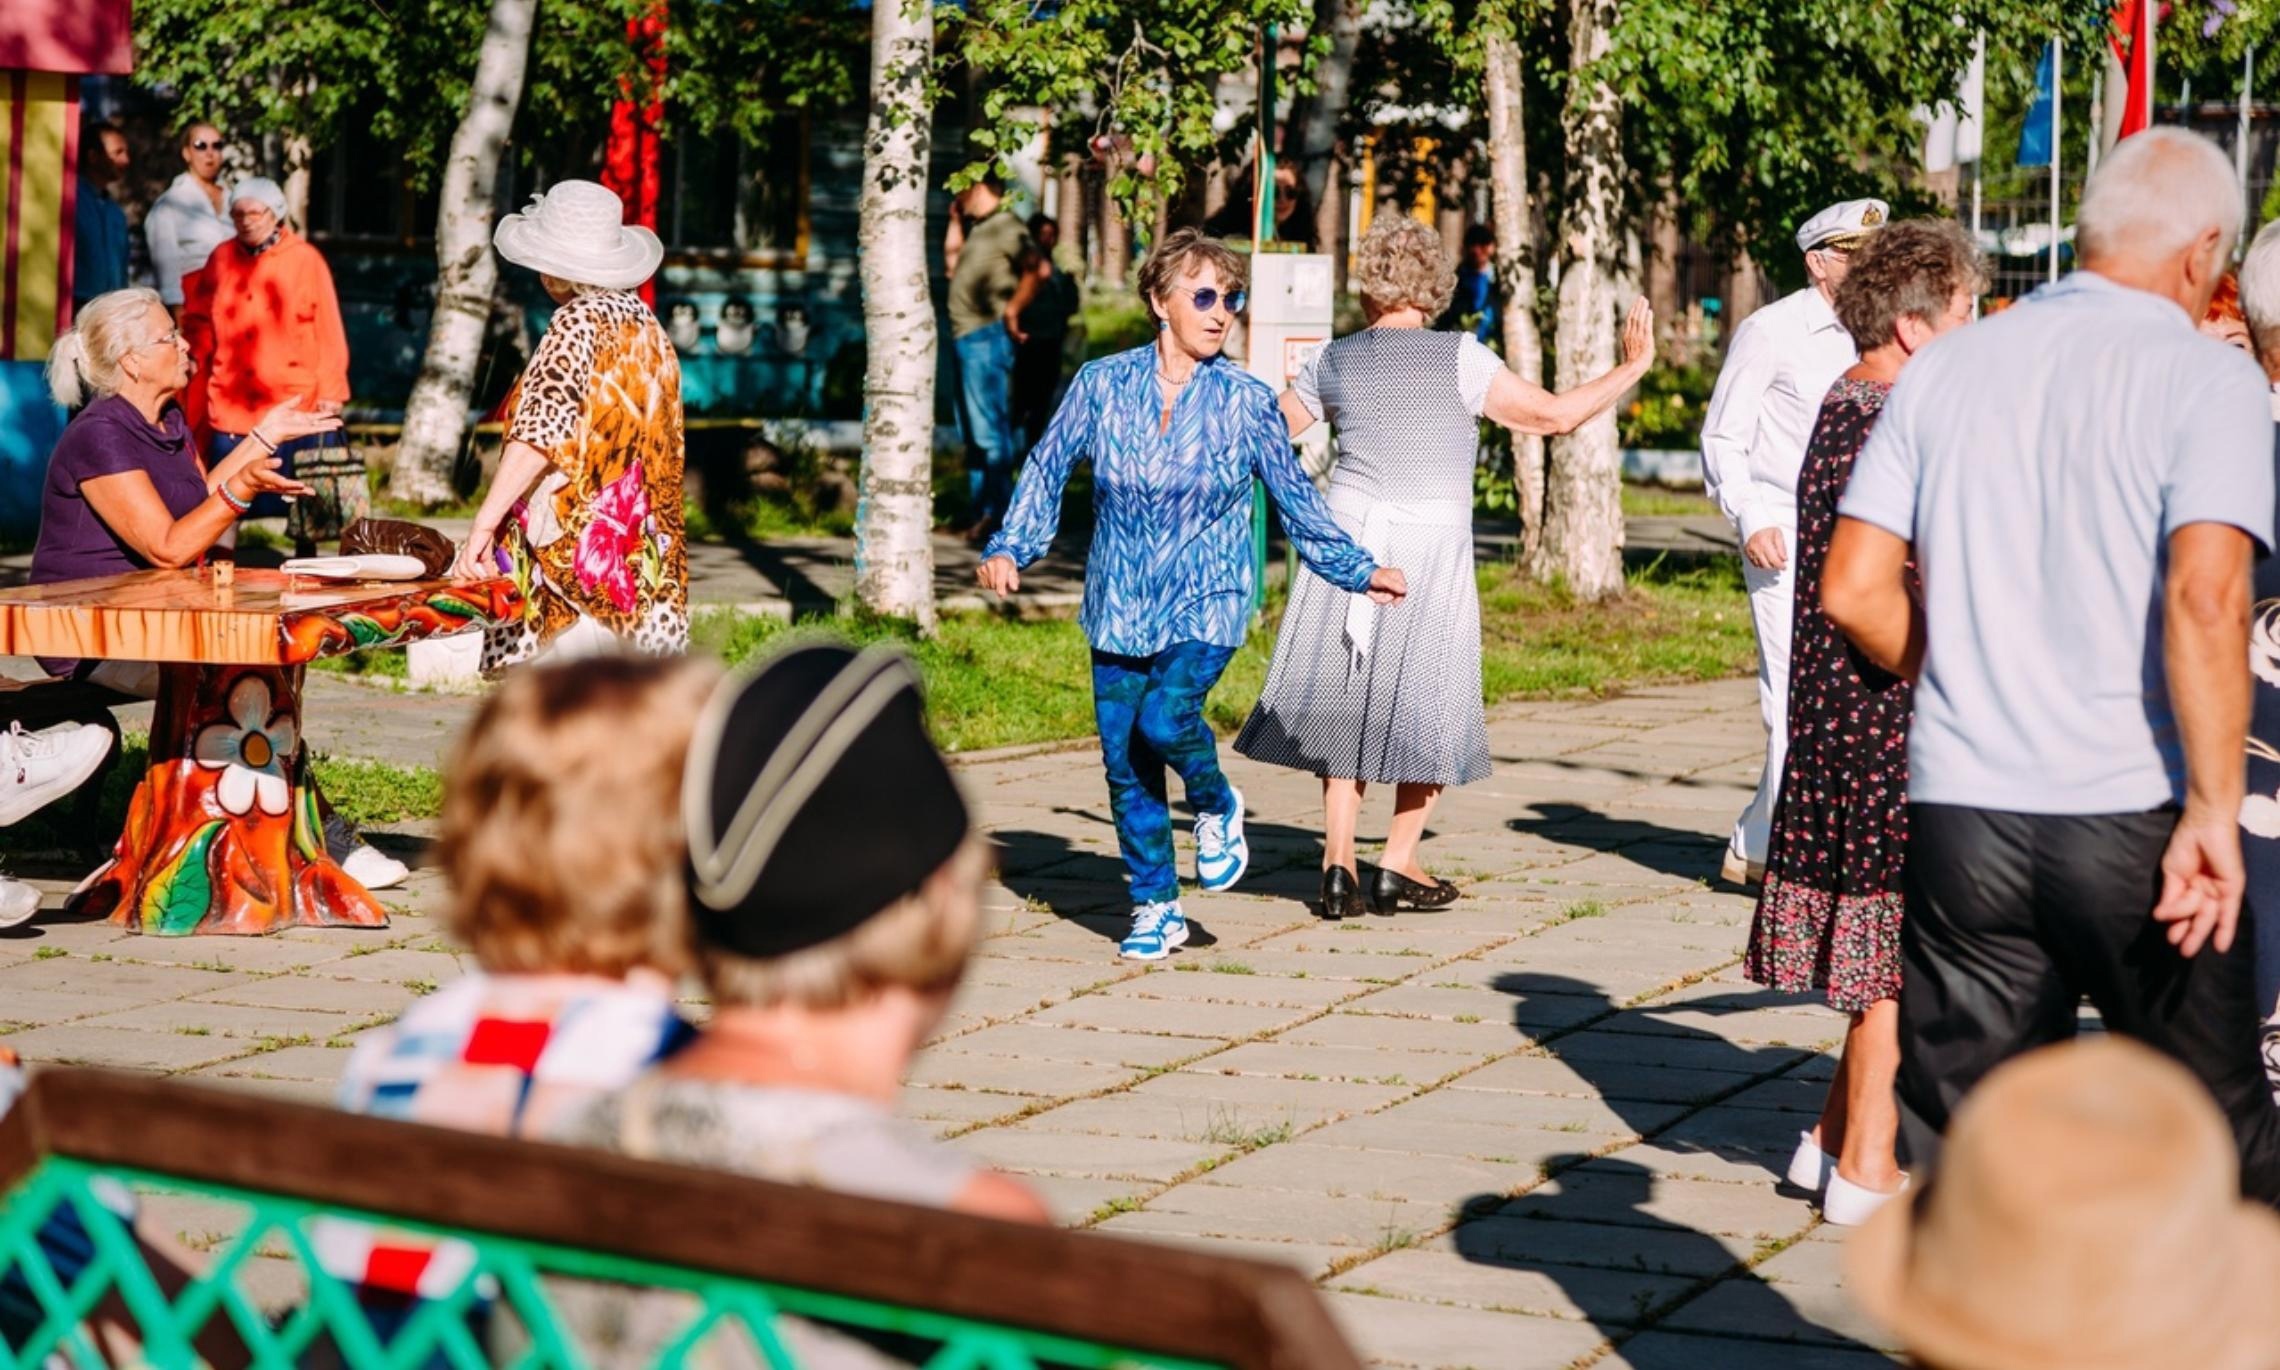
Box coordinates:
[1898,803,2280,1203]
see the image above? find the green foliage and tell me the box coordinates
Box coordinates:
[942,0,1311,222]
[130,0,859,191]
[1616,363,1714,450]
[1082,289,1159,360]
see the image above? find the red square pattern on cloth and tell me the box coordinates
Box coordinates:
[462,1017,552,1073]
[364,1244,436,1296]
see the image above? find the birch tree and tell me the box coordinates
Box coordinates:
[1543,0,1626,599]
[389,0,537,505]
[853,0,939,627]
[1480,22,1548,577]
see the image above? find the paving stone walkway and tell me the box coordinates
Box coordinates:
[0,674,1898,1368]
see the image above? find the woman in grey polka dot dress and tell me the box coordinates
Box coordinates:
[1236,215,1655,919]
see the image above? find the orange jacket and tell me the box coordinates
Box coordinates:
[181,228,350,435]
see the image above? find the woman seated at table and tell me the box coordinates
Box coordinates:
[35,286,407,890]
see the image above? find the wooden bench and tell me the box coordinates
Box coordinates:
[0,676,136,861]
[0,1071,1364,1368]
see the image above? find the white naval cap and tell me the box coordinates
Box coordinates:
[1795,198,1889,253]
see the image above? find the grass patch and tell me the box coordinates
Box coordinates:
[309,649,410,681]
[308,755,442,825]
[1619,483,1719,519]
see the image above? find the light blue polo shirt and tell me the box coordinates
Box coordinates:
[1841,270,2275,815]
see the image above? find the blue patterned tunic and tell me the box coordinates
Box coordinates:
[985,344,1377,655]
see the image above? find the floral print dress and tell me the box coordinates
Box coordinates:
[1744,377,1909,1013]
[481,288,689,673]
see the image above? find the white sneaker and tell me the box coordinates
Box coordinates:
[0,878,39,929]
[0,722,113,827]
[341,845,409,890]
[1821,1170,1908,1227]
[1785,1130,1835,1192]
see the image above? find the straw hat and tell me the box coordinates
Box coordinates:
[492,180,662,291]
[1847,1038,2280,1370]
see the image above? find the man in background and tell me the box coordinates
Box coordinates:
[71,121,131,316]
[946,172,1039,543]
[1699,197,1886,886]
[1441,224,1497,342]
[1014,212,1083,459]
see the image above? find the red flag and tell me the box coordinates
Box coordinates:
[602,4,667,306]
[2110,0,2160,141]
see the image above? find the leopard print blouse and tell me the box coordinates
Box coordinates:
[488,288,689,665]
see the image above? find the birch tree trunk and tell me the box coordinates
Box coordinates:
[1544,0,1626,600]
[389,0,535,505]
[1288,0,1359,253]
[1482,27,1549,578]
[853,0,939,629]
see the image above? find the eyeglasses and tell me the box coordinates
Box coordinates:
[189,139,226,153]
[140,329,183,350]
[1176,286,1248,315]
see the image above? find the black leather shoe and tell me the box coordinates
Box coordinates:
[1368,867,1460,915]
[1319,865,1364,920]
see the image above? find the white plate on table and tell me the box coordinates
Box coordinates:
[278,555,431,582]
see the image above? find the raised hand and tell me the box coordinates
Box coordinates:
[1621,296,1656,370]
[254,397,344,447]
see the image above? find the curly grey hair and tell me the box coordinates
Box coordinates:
[1354,214,1457,317]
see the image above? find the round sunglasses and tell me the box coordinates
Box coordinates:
[189,138,227,153]
[1175,286,1248,315]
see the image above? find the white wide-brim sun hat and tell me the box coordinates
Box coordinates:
[492,179,663,291]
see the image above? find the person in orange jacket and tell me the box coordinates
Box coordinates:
[181,177,366,557]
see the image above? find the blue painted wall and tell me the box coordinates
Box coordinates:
[0,362,65,540]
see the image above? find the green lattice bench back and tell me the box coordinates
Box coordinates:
[0,1071,1361,1369]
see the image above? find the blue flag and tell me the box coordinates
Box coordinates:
[2018,40,2057,167]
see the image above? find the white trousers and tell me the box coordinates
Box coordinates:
[1731,550,1794,865]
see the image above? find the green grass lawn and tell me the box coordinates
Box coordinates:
[1619,484,1719,519]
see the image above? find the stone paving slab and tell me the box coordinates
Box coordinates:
[0,674,1907,1366]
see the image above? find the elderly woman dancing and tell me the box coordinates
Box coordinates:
[1236,215,1653,918]
[979,228,1407,961]
[450,180,689,670]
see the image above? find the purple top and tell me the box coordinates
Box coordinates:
[31,395,208,585]
[30,395,211,677]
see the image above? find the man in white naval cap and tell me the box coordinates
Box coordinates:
[1699,196,1887,885]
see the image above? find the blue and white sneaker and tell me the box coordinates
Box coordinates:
[1194,787,1250,892]
[1119,900,1190,961]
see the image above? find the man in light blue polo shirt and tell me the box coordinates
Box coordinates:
[1824,128,2280,1200]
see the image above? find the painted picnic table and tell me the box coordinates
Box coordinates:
[0,568,521,936]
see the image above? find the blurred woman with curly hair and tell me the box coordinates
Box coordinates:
[1236,213,1654,918]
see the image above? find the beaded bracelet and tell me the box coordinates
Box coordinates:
[216,483,252,514]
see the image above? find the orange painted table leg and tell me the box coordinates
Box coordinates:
[67,663,386,936]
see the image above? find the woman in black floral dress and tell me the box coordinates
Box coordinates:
[1742,219,1984,1226]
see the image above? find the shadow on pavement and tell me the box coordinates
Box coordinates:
[1441,973,1875,1357]
[1506,802,1725,885]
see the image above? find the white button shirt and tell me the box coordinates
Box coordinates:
[1699,285,1857,540]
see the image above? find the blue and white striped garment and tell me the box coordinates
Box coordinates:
[984,344,1377,656]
